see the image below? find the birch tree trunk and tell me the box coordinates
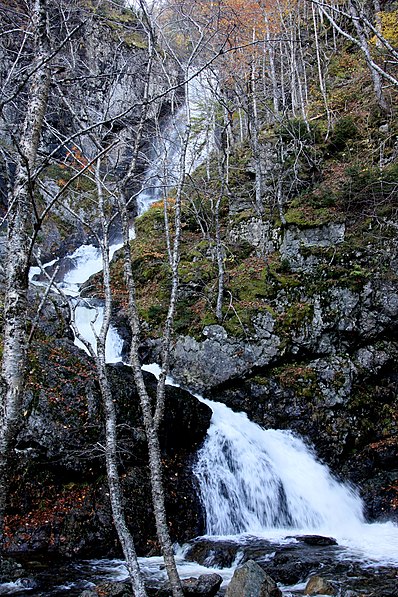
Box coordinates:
[349,0,389,113]
[116,3,184,594]
[215,147,227,323]
[118,187,184,597]
[248,39,264,216]
[0,0,51,539]
[91,159,148,597]
[312,2,331,136]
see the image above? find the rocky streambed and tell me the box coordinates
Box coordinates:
[1,533,398,596]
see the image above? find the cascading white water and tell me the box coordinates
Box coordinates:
[54,243,124,362]
[194,400,364,536]
[136,70,216,216]
[51,72,217,357]
[60,243,122,297]
[193,399,398,566]
[74,303,124,363]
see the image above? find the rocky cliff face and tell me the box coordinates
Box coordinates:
[166,212,398,521]
[128,111,398,524]
[0,2,174,264]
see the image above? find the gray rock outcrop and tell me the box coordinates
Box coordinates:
[225,560,281,597]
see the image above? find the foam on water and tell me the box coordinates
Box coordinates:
[74,303,123,363]
[60,243,123,297]
[87,551,237,588]
[193,399,398,567]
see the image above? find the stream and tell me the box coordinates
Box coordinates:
[10,80,398,595]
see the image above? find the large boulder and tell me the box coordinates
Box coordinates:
[225,560,281,597]
[304,575,336,595]
[147,574,222,597]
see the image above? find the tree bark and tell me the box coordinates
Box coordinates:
[349,0,389,113]
[0,0,51,540]
[95,159,148,597]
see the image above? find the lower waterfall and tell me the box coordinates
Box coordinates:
[193,400,363,536]
[193,399,398,566]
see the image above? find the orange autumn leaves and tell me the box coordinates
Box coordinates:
[165,0,293,47]
[164,0,295,77]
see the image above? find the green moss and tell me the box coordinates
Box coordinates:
[277,302,314,336]
[284,205,344,227]
[272,363,319,399]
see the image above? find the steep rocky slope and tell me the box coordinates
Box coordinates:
[119,46,398,521]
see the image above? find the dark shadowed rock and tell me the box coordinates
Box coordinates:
[84,581,133,596]
[295,535,338,546]
[0,556,25,582]
[5,299,212,557]
[225,560,281,597]
[184,538,241,568]
[182,573,223,596]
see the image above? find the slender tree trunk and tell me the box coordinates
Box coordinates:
[215,149,227,323]
[314,1,397,104]
[264,13,279,115]
[248,43,263,216]
[0,0,51,540]
[154,72,191,431]
[94,160,147,596]
[116,4,184,593]
[373,0,382,48]
[118,190,184,597]
[349,0,388,112]
[312,3,331,135]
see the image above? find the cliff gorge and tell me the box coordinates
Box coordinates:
[0,0,397,562]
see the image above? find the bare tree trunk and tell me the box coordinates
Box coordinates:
[0,0,51,539]
[215,147,227,323]
[118,190,184,597]
[349,0,388,113]
[312,2,331,136]
[115,4,184,594]
[94,160,147,596]
[264,12,279,115]
[373,0,382,48]
[248,42,263,216]
[313,0,397,104]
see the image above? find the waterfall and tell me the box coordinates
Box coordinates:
[193,399,398,565]
[194,400,364,536]
[27,69,398,574]
[137,69,216,216]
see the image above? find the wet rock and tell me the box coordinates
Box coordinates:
[147,574,222,597]
[263,551,316,586]
[0,556,24,582]
[295,536,338,547]
[225,560,281,597]
[184,539,241,568]
[304,575,336,595]
[182,573,222,596]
